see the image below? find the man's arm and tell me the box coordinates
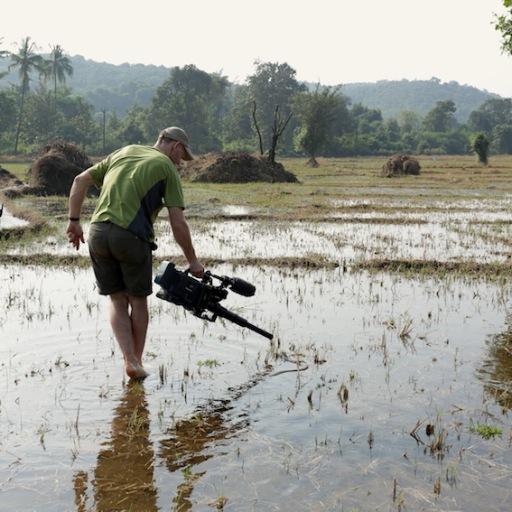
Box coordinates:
[168,207,204,277]
[66,169,95,250]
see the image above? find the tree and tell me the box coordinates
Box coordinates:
[473,133,490,165]
[0,88,17,138]
[0,38,8,79]
[351,103,383,134]
[468,110,494,135]
[46,90,99,148]
[397,110,422,133]
[222,84,254,151]
[468,98,512,135]
[247,61,305,152]
[119,106,147,145]
[267,105,292,165]
[16,86,98,150]
[8,37,45,153]
[384,119,401,143]
[423,100,457,132]
[45,45,73,103]
[493,124,512,153]
[293,86,351,164]
[495,0,512,55]
[0,38,7,58]
[147,65,228,152]
[251,101,292,164]
[23,85,63,143]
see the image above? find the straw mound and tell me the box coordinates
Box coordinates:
[181,152,298,183]
[28,141,94,196]
[381,155,421,177]
[0,166,23,188]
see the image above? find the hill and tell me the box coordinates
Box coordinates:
[341,78,498,121]
[0,57,500,120]
[0,55,170,116]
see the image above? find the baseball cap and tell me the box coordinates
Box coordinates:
[159,126,194,161]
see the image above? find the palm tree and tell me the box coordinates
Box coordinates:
[8,37,45,153]
[46,44,73,103]
[0,38,8,79]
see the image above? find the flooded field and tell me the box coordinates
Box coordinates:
[1,155,512,511]
[0,206,29,229]
[4,213,512,266]
[1,265,511,511]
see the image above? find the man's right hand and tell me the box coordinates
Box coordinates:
[189,259,204,278]
[66,221,84,250]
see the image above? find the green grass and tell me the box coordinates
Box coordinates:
[182,154,512,212]
[4,154,512,213]
[470,422,503,440]
[197,359,220,368]
[0,161,31,180]
[2,154,512,277]
[353,259,512,280]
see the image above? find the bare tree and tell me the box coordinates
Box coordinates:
[252,101,264,156]
[268,105,292,165]
[251,102,292,164]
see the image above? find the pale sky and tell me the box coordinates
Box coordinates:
[2,0,511,96]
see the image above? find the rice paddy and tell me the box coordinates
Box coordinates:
[1,155,512,511]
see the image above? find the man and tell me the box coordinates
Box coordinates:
[66,127,204,379]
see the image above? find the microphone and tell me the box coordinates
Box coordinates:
[229,277,256,297]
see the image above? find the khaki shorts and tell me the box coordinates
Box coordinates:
[88,222,152,296]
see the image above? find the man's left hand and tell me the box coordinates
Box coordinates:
[189,259,204,278]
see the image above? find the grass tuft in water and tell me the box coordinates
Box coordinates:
[469,421,503,439]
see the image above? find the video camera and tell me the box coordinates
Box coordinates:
[154,261,273,340]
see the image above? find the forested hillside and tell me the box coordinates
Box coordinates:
[0,55,170,115]
[1,46,510,157]
[342,78,498,121]
[0,56,500,119]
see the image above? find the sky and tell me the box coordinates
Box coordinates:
[2,0,511,96]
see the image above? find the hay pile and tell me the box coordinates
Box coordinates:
[181,152,298,183]
[0,166,23,188]
[305,157,319,168]
[28,141,94,195]
[381,155,421,177]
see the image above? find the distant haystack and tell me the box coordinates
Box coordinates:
[28,141,94,196]
[305,157,319,168]
[381,155,421,177]
[181,152,298,183]
[0,166,23,188]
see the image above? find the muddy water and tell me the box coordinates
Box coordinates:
[1,264,511,511]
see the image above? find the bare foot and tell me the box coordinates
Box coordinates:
[125,361,149,380]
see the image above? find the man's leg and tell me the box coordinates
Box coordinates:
[110,292,148,379]
[128,295,149,364]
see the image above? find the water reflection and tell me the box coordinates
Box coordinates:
[161,402,239,511]
[479,315,512,410]
[160,371,267,511]
[73,369,269,511]
[74,381,158,511]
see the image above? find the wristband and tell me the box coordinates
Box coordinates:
[69,217,80,222]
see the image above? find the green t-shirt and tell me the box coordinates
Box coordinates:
[89,145,184,243]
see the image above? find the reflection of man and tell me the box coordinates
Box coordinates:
[66,127,204,379]
[73,381,158,511]
[479,317,512,410]
[71,369,264,510]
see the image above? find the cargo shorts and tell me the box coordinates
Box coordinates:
[88,222,152,297]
